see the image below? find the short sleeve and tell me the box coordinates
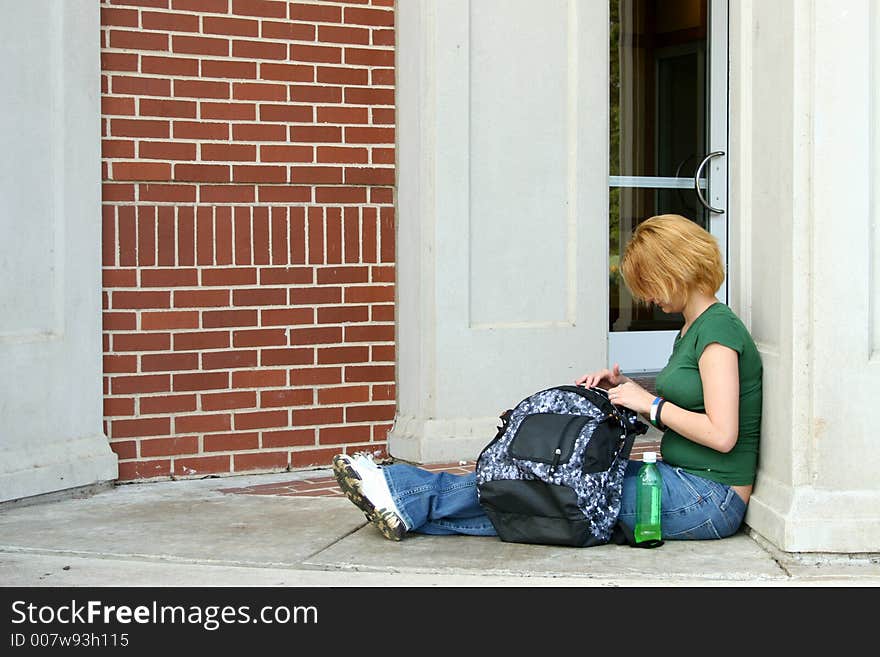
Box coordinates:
[695,315,745,357]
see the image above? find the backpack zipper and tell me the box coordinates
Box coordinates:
[548,447,562,475]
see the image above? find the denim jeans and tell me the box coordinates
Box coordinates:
[383,464,498,535]
[382,459,747,540]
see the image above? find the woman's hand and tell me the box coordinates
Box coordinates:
[575,363,629,390]
[607,380,655,415]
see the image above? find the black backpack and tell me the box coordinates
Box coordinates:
[475,385,648,547]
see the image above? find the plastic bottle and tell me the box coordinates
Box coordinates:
[634,451,663,544]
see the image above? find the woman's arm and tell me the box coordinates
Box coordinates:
[608,343,740,453]
[657,343,740,453]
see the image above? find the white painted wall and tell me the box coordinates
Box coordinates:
[392,0,609,462]
[732,0,880,552]
[0,0,117,502]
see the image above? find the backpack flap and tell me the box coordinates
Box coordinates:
[509,413,589,473]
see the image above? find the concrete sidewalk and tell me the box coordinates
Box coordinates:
[1,468,878,587]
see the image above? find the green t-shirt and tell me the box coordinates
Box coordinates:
[654,302,763,486]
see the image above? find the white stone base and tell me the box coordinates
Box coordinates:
[747,473,880,553]
[387,414,502,464]
[0,433,118,503]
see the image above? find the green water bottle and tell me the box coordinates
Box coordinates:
[634,452,663,545]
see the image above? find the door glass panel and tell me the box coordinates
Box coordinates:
[609,0,709,334]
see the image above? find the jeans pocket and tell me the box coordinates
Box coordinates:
[718,487,737,512]
[717,488,747,536]
[672,467,714,501]
[665,517,722,540]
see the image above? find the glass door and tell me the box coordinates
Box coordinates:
[608,0,728,372]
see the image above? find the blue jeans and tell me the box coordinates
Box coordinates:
[383,459,747,540]
[384,465,498,535]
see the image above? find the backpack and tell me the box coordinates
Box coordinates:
[475,384,649,547]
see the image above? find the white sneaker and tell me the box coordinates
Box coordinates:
[351,451,383,469]
[332,454,409,541]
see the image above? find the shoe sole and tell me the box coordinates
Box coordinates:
[332,455,406,541]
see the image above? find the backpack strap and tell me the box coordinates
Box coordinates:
[476,409,514,465]
[610,522,634,546]
[610,523,664,548]
[615,420,638,462]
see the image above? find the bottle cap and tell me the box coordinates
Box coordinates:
[643,451,657,463]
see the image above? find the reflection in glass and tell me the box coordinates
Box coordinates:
[609,0,709,333]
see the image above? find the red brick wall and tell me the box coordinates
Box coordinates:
[100,0,396,481]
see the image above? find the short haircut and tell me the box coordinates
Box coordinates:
[620,214,725,304]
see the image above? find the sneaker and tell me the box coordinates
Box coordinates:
[332,454,409,541]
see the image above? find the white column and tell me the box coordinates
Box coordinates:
[392,0,611,462]
[0,1,117,502]
[731,0,880,552]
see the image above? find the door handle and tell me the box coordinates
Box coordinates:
[694,151,725,214]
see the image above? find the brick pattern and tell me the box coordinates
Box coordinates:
[100,0,396,481]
